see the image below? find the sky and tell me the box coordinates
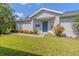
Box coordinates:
[9,3,79,18]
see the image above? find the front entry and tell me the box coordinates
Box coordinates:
[42,21,48,32]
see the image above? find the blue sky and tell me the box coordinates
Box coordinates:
[9,3,79,18]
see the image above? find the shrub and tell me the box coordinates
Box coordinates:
[33,29,37,34]
[17,29,37,34]
[72,23,79,32]
[26,30,30,34]
[18,30,23,33]
[53,24,64,36]
[17,30,20,33]
[14,30,19,33]
[29,30,33,34]
[11,30,17,32]
[23,30,26,33]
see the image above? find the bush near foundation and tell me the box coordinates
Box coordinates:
[54,24,64,36]
[17,30,37,34]
[33,29,37,34]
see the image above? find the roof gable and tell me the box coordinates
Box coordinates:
[29,8,63,18]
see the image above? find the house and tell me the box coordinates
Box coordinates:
[16,8,79,37]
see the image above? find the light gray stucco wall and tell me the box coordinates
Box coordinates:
[31,10,61,34]
[33,20,42,34]
[60,17,79,37]
[32,10,61,20]
[16,20,33,30]
[48,19,54,31]
[33,19,54,34]
[53,16,60,27]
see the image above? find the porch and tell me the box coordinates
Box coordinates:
[33,16,60,34]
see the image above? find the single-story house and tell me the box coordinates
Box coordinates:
[16,8,79,37]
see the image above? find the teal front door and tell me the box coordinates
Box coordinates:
[42,21,48,32]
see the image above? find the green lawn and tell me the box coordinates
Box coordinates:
[0,34,79,56]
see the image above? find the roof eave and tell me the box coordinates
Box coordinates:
[29,8,63,18]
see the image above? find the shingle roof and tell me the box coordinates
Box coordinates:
[64,10,79,14]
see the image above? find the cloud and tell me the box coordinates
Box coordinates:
[20,3,41,6]
[36,3,41,6]
[15,12,24,18]
[20,3,32,7]
[20,3,27,5]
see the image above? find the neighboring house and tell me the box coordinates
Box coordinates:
[16,8,79,37]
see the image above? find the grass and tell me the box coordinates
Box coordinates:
[0,34,79,56]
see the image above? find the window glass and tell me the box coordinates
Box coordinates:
[36,24,40,27]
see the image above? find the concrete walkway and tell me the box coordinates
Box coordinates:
[14,33,44,37]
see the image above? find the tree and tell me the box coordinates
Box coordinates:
[11,15,18,32]
[0,3,13,34]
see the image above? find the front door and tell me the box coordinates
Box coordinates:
[42,21,48,32]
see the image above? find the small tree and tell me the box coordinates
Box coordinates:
[53,24,64,36]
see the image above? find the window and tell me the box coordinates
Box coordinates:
[51,26,53,29]
[36,24,40,27]
[18,24,22,29]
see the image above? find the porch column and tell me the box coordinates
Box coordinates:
[54,16,60,27]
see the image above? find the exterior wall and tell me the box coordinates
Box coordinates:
[33,19,54,34]
[32,10,61,19]
[15,9,79,37]
[60,17,79,37]
[48,19,54,31]
[33,20,42,34]
[31,10,60,34]
[16,18,54,34]
[54,16,60,27]
[16,20,33,30]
